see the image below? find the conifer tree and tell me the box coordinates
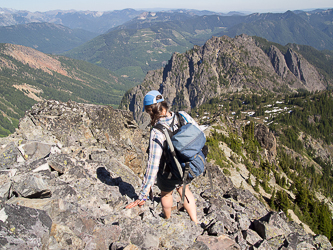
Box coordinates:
[318,203,333,240]
[247,172,252,186]
[276,190,290,215]
[270,188,276,210]
[254,178,260,192]
[296,183,309,212]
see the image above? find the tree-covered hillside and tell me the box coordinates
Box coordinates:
[64,15,229,84]
[225,11,333,50]
[192,89,333,242]
[0,43,133,137]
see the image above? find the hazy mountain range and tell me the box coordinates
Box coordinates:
[64,9,333,85]
[0,8,230,34]
[0,8,143,34]
[0,22,97,54]
[0,8,332,84]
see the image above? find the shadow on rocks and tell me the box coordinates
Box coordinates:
[96,167,137,199]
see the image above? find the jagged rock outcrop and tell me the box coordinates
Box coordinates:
[284,48,326,91]
[303,134,332,164]
[120,34,327,125]
[0,100,331,249]
[23,99,148,176]
[267,44,319,92]
[268,45,289,78]
[254,123,277,163]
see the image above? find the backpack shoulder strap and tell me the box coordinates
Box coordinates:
[153,123,165,134]
[153,123,184,179]
[176,112,186,127]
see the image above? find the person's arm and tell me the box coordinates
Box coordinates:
[126,129,164,208]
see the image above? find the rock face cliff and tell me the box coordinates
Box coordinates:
[0,100,331,249]
[119,35,327,125]
[254,123,277,164]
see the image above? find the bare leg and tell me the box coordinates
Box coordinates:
[177,185,198,224]
[160,190,174,219]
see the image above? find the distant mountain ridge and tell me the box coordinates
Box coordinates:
[64,8,333,85]
[0,22,97,54]
[225,10,333,50]
[0,8,143,34]
[0,8,332,73]
[0,8,225,34]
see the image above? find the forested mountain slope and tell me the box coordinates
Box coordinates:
[193,89,333,243]
[0,22,98,54]
[0,43,131,137]
[225,11,333,50]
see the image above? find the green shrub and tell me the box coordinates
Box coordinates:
[223,168,231,176]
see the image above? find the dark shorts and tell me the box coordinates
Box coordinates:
[156,172,183,192]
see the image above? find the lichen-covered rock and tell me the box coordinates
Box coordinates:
[253,212,292,240]
[314,234,333,250]
[0,182,11,200]
[0,142,23,170]
[255,239,274,250]
[242,229,262,246]
[224,187,269,220]
[11,173,51,198]
[0,204,52,249]
[194,234,241,250]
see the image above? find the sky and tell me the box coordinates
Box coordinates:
[0,0,332,13]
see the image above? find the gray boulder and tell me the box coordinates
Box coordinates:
[253,211,292,240]
[0,142,23,170]
[0,204,52,249]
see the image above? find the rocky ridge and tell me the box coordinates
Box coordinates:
[119,34,327,125]
[0,100,332,249]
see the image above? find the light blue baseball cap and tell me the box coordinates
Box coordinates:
[142,90,164,111]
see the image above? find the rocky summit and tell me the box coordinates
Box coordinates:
[0,100,332,249]
[119,34,328,125]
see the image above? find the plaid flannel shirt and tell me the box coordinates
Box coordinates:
[138,111,198,200]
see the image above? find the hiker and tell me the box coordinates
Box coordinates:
[125,90,201,223]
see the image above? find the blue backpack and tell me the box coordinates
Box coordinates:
[154,112,207,202]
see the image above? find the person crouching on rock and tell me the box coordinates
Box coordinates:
[125,90,199,224]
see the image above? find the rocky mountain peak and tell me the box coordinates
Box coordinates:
[0,100,331,249]
[120,34,327,125]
